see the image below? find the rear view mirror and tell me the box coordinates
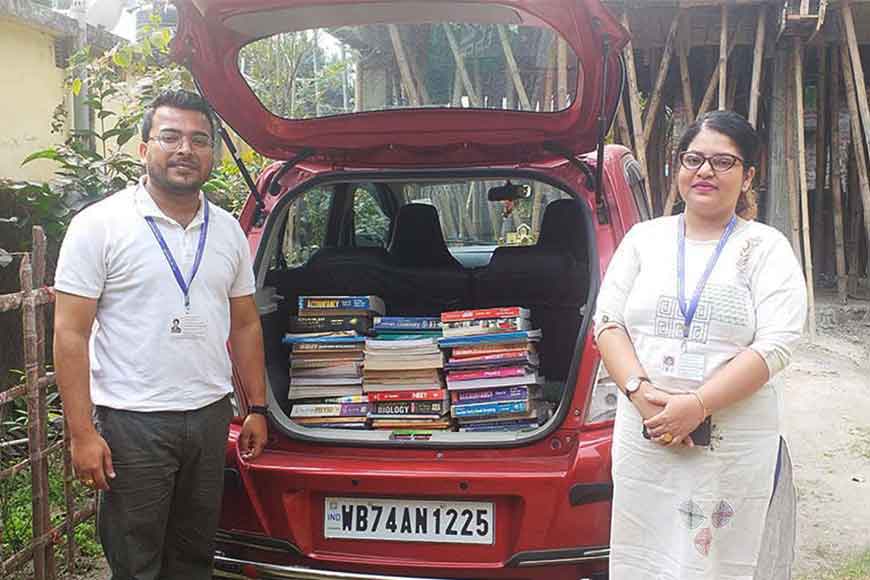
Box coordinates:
[487,181,531,201]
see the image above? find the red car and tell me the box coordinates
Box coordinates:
[170,1,649,578]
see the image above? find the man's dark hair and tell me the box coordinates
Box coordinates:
[141,90,216,142]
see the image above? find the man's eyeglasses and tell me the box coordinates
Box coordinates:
[678,151,744,172]
[148,131,214,153]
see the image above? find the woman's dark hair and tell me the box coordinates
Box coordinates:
[676,110,760,220]
[141,90,216,142]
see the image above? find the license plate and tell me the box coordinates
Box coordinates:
[324,497,495,544]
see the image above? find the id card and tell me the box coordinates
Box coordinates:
[660,349,706,382]
[168,313,207,340]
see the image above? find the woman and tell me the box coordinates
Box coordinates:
[594,110,807,579]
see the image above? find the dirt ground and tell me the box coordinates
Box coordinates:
[72,296,869,579]
[786,295,870,578]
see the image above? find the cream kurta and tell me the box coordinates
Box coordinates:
[593,215,807,580]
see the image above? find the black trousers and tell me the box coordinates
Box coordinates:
[94,395,233,580]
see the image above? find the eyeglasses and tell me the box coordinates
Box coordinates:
[148,131,214,153]
[678,151,744,172]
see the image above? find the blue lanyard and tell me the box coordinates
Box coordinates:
[677,213,737,339]
[145,199,210,310]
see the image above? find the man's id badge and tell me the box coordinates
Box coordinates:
[169,313,207,340]
[661,348,706,382]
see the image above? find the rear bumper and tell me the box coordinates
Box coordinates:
[213,547,610,579]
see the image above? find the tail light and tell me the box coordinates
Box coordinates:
[582,361,619,427]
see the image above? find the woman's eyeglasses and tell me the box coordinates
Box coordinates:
[148,130,214,153]
[678,151,744,172]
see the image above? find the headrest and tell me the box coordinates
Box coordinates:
[537,199,586,260]
[388,203,462,269]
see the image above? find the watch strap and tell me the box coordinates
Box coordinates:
[624,375,650,400]
[248,404,268,416]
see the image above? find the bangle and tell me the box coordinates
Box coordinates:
[690,391,710,418]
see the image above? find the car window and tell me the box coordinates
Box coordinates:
[353,186,391,247]
[400,180,570,248]
[282,186,333,267]
[623,158,651,221]
[239,21,581,119]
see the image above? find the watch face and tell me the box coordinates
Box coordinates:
[625,377,641,394]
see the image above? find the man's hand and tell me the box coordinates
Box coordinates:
[643,390,706,448]
[239,414,267,460]
[71,429,115,490]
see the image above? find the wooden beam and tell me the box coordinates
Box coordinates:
[829,49,848,304]
[785,53,802,253]
[697,18,742,119]
[642,11,682,147]
[747,4,767,127]
[718,5,728,110]
[840,42,870,285]
[678,12,694,121]
[388,25,419,106]
[813,46,828,272]
[497,25,531,110]
[442,24,480,107]
[620,11,652,206]
[792,37,816,340]
[841,0,870,150]
[616,100,632,147]
[557,37,569,109]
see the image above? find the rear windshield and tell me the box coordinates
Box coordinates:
[238,20,582,119]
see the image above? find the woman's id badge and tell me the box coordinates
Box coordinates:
[169,313,207,340]
[661,349,706,382]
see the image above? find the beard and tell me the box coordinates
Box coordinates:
[146,157,212,197]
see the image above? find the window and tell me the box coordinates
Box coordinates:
[281,186,333,267]
[353,186,390,247]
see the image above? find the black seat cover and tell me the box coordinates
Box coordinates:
[388,203,463,270]
[474,199,589,380]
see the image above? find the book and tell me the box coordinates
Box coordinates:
[455,405,549,425]
[363,353,444,371]
[451,343,537,358]
[447,365,533,382]
[288,385,363,400]
[371,419,452,429]
[441,307,530,323]
[365,337,439,349]
[371,400,448,416]
[294,416,369,426]
[372,332,442,340]
[373,316,441,331]
[290,362,362,377]
[444,354,539,371]
[368,389,447,402]
[318,394,370,404]
[283,334,367,345]
[446,373,543,391]
[290,403,369,418]
[289,376,363,386]
[458,418,542,432]
[442,316,531,337]
[289,315,372,334]
[438,330,542,348]
[292,342,365,352]
[451,399,531,418]
[450,385,539,405]
[298,295,385,314]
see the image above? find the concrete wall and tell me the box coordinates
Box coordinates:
[0,18,67,182]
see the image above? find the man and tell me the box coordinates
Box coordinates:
[53,90,268,579]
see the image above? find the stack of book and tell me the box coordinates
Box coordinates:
[363,333,450,430]
[282,295,385,428]
[438,307,547,432]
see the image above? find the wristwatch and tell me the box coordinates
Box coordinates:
[623,376,650,401]
[248,404,268,416]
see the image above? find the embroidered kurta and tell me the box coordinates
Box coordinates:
[593,215,807,580]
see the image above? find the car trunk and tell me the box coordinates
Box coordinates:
[249,167,600,446]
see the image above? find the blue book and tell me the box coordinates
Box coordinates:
[438,330,542,348]
[298,295,385,313]
[458,419,541,432]
[373,316,442,330]
[450,385,537,405]
[282,334,366,345]
[451,399,530,418]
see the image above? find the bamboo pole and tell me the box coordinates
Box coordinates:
[718,5,728,110]
[616,101,632,146]
[442,24,480,107]
[532,44,556,232]
[642,12,682,147]
[841,0,870,155]
[388,25,419,106]
[748,5,768,127]
[497,26,531,110]
[830,49,848,304]
[697,18,742,119]
[620,11,652,206]
[785,53,802,253]
[840,42,870,280]
[678,12,694,121]
[814,47,828,271]
[557,37,568,109]
[793,37,816,340]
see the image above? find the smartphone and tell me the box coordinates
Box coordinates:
[689,416,712,446]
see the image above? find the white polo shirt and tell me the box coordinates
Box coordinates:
[55,180,256,412]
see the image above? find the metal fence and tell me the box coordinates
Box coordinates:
[0,226,95,579]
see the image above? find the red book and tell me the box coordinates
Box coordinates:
[367,389,447,402]
[448,366,529,381]
[441,307,530,323]
[449,349,530,363]
[451,342,534,358]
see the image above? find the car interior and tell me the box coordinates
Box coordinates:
[255,177,593,429]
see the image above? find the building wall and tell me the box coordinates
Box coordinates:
[0,18,67,182]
